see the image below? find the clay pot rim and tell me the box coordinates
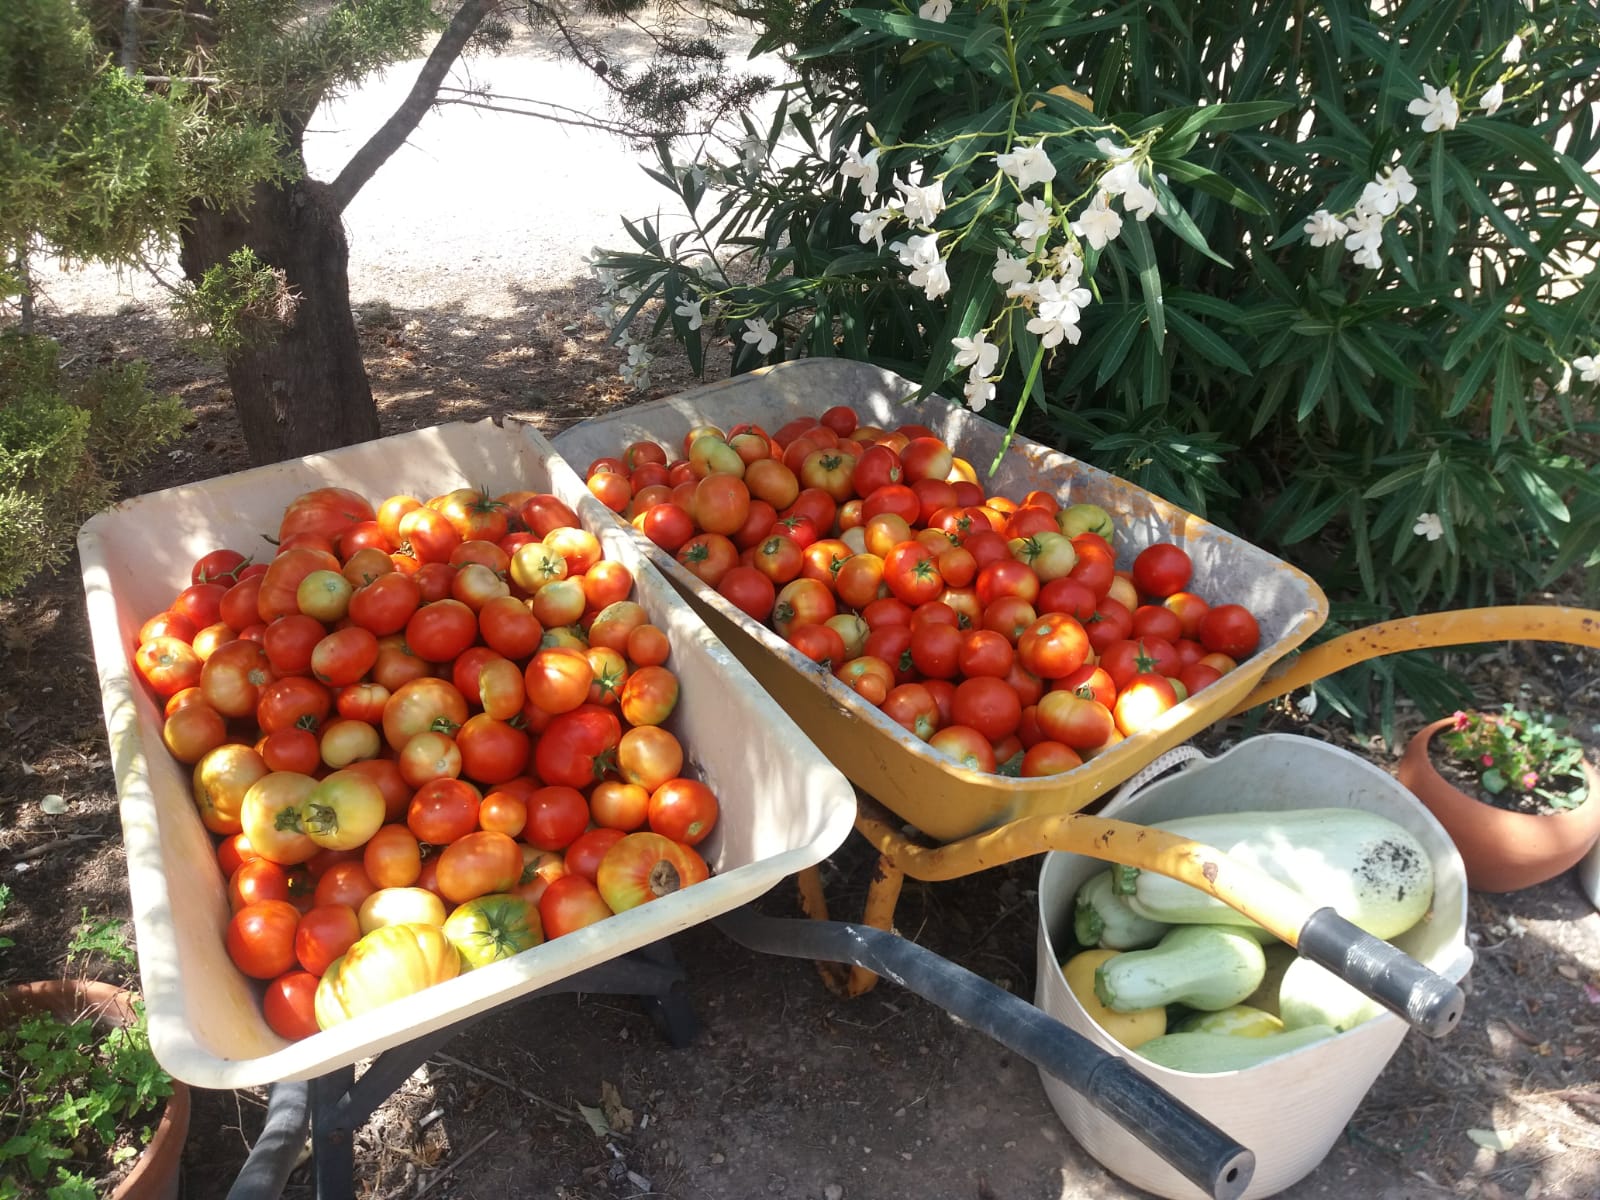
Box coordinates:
[1412,715,1596,819]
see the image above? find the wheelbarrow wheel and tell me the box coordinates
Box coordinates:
[641,987,698,1048]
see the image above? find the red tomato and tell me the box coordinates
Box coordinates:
[927,725,997,773]
[1021,742,1084,776]
[1100,637,1182,690]
[619,666,680,728]
[717,565,777,622]
[201,639,278,718]
[262,970,321,1040]
[834,655,895,705]
[595,832,709,912]
[1113,673,1182,736]
[311,625,379,688]
[405,599,477,664]
[1131,604,1185,643]
[908,623,961,680]
[226,899,302,979]
[881,684,940,741]
[534,708,623,789]
[436,830,523,904]
[1198,604,1261,659]
[455,713,530,785]
[1085,598,1134,654]
[640,779,718,847]
[1016,615,1091,679]
[1036,691,1116,750]
[363,824,422,889]
[407,777,482,845]
[951,676,1022,741]
[1131,543,1193,600]
[135,637,203,698]
[563,827,627,881]
[348,573,422,636]
[883,543,944,607]
[539,874,614,938]
[676,533,739,587]
[294,904,362,976]
[957,629,1015,679]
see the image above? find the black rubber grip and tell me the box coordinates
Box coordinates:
[1296,907,1464,1038]
[1082,1054,1255,1200]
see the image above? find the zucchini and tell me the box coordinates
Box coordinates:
[1277,955,1386,1032]
[1134,1024,1339,1073]
[1116,808,1434,939]
[1241,944,1298,1017]
[1174,1005,1285,1038]
[1093,924,1266,1013]
[1073,871,1170,950]
[1059,950,1167,1049]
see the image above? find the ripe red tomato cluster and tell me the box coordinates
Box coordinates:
[583,407,1263,778]
[132,483,721,1040]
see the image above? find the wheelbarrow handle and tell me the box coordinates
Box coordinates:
[852,804,1464,1038]
[1231,604,1600,713]
[713,905,1256,1200]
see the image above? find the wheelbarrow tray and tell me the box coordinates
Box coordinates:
[77,419,856,1090]
[552,359,1330,843]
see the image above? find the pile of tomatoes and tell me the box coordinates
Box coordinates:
[132,482,720,1041]
[581,407,1264,778]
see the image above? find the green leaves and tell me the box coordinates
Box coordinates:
[594,0,1600,687]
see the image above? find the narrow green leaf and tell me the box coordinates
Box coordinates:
[1094,305,1145,388]
[1298,342,1334,421]
[1167,308,1252,374]
[1157,158,1272,218]
[919,254,999,391]
[1124,220,1165,350]
[1445,349,1495,419]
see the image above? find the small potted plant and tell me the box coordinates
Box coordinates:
[0,897,190,1199]
[1397,704,1600,893]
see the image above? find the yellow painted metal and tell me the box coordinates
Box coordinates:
[1232,605,1600,714]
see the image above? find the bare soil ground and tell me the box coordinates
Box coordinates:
[4,18,1600,1198]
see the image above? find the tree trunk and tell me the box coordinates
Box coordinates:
[179,175,380,466]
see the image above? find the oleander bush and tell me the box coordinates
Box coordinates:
[594,0,1600,729]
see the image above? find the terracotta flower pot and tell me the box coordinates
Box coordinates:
[1397,717,1600,894]
[0,980,190,1200]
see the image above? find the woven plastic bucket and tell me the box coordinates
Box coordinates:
[1034,735,1472,1199]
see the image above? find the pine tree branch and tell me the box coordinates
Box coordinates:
[325,0,498,214]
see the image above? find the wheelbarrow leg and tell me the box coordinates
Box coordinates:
[797,857,905,997]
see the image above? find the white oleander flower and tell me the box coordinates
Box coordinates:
[1296,692,1318,717]
[1101,159,1159,220]
[963,369,996,413]
[1071,192,1122,251]
[1013,198,1054,251]
[951,331,999,378]
[1413,512,1444,541]
[1094,137,1134,162]
[1573,355,1600,384]
[742,317,778,355]
[895,176,946,228]
[851,204,898,249]
[1361,165,1417,216]
[996,143,1057,190]
[991,249,1033,291]
[1304,209,1348,247]
[1480,81,1505,116]
[841,147,881,198]
[896,233,950,299]
[1504,35,1523,63]
[919,0,952,20]
[1026,276,1092,349]
[1408,83,1460,133]
[674,297,704,331]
